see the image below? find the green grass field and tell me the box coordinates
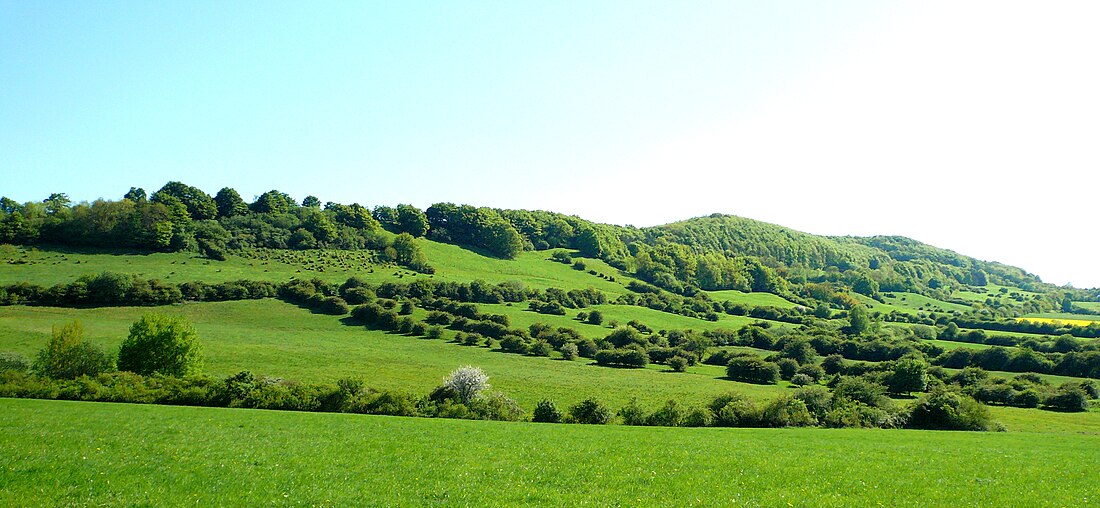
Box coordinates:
[0,300,788,409]
[0,242,634,297]
[1,398,1096,507]
[704,289,800,309]
[1075,301,1100,312]
[860,292,970,315]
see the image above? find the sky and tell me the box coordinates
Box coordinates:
[2,1,1098,287]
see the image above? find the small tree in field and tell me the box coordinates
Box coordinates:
[442,365,490,404]
[118,314,203,376]
[33,320,113,379]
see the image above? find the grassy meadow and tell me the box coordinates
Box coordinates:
[0,300,788,409]
[1,398,1097,507]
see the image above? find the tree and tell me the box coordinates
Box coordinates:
[395,204,429,237]
[152,182,217,220]
[124,187,147,202]
[887,357,929,396]
[32,320,114,379]
[586,310,604,325]
[250,190,295,214]
[302,195,321,208]
[441,365,490,404]
[214,187,249,218]
[847,305,870,335]
[117,314,203,376]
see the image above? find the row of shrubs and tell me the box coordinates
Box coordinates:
[0,366,1003,431]
[532,384,998,431]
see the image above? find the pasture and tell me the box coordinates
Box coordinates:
[1,398,1097,507]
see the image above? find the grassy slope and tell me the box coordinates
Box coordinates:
[0,242,632,296]
[0,300,787,409]
[704,289,800,309]
[1,398,1097,507]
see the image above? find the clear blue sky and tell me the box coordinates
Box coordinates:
[2,1,1098,287]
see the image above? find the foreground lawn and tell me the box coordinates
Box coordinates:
[1,398,1097,507]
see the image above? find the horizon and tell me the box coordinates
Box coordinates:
[3,2,1098,287]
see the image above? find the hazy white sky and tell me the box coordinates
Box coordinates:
[2,2,1097,287]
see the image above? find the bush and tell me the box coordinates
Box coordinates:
[796,363,825,383]
[569,398,612,424]
[1041,386,1089,412]
[790,373,814,386]
[594,349,649,368]
[33,321,114,379]
[618,398,647,426]
[319,296,350,315]
[529,340,552,357]
[709,393,760,427]
[725,357,780,384]
[761,397,815,427]
[532,399,563,423]
[776,358,799,380]
[440,366,490,404]
[426,325,445,340]
[560,342,578,361]
[576,339,599,358]
[907,388,993,431]
[668,355,689,372]
[0,352,31,373]
[646,400,685,427]
[586,310,604,325]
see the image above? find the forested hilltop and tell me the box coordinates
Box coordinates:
[0,181,1093,314]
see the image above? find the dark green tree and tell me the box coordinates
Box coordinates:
[117,314,203,376]
[214,187,249,218]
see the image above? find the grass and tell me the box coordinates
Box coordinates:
[479,302,764,341]
[704,289,800,309]
[0,242,634,297]
[1075,301,1100,312]
[1,398,1097,507]
[0,300,787,409]
[876,291,971,314]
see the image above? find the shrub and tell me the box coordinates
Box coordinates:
[668,355,689,372]
[796,363,825,383]
[725,357,780,384]
[776,358,799,380]
[529,340,552,357]
[0,352,31,373]
[761,397,815,427]
[682,406,713,427]
[560,342,578,361]
[832,376,889,408]
[33,321,114,379]
[319,296,350,315]
[586,310,604,325]
[462,333,482,346]
[790,373,814,386]
[1041,386,1089,412]
[569,398,613,424]
[618,398,647,426]
[410,322,429,336]
[907,388,993,431]
[646,400,686,427]
[576,339,599,358]
[709,393,760,427]
[821,354,846,375]
[426,325,445,340]
[532,399,563,423]
[441,366,489,404]
[594,349,649,368]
